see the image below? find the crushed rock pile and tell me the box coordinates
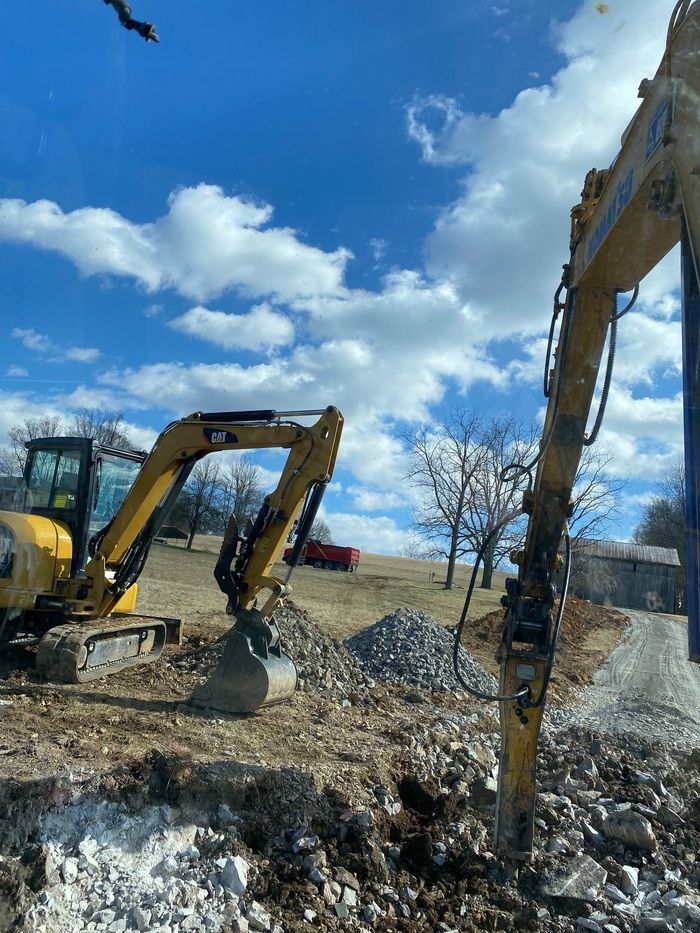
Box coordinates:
[169,603,370,702]
[344,607,498,695]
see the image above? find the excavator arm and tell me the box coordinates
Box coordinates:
[39,407,343,710]
[494,0,700,858]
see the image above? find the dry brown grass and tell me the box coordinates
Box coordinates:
[138,539,508,642]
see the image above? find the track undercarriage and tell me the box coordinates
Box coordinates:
[0,612,182,683]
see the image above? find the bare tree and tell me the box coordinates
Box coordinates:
[567,547,619,602]
[71,408,132,449]
[404,410,485,590]
[1,408,134,476]
[460,414,538,590]
[171,460,222,549]
[309,518,333,544]
[217,456,265,533]
[634,457,686,610]
[570,446,628,540]
[1,415,64,475]
[399,534,440,560]
[407,410,628,593]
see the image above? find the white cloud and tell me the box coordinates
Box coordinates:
[11,327,99,365]
[406,95,465,164]
[320,509,408,555]
[0,185,351,304]
[0,391,65,455]
[346,485,407,512]
[143,303,164,318]
[5,365,28,378]
[64,346,101,364]
[592,386,683,480]
[12,328,52,352]
[409,1,673,340]
[169,303,295,351]
[368,238,388,262]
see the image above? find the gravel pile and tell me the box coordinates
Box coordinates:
[170,603,369,702]
[344,607,497,695]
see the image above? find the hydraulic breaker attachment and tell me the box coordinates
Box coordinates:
[494,650,547,859]
[190,608,297,714]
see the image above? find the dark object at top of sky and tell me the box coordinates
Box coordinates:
[102,0,159,42]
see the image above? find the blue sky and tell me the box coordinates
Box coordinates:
[0,0,685,553]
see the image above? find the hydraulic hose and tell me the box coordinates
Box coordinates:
[453,518,571,710]
[452,510,529,704]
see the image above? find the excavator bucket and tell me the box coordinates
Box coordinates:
[190,612,297,714]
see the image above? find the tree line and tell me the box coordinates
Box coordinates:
[404,408,628,591]
[0,407,688,593]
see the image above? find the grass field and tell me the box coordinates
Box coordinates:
[139,537,509,642]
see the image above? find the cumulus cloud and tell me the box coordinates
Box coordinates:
[346,485,407,511]
[11,328,100,364]
[12,328,52,353]
[320,509,407,555]
[4,365,28,378]
[0,185,351,303]
[169,303,295,351]
[409,1,673,339]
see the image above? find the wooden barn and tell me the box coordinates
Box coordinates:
[564,538,681,613]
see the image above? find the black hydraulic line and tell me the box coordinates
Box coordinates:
[583,317,617,447]
[452,517,571,709]
[501,282,579,486]
[452,510,529,704]
[199,410,277,423]
[544,281,566,399]
[286,483,326,570]
[610,284,639,323]
[528,528,571,708]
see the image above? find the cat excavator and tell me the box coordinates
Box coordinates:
[474,0,700,859]
[0,407,343,713]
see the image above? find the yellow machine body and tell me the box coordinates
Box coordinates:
[0,511,72,609]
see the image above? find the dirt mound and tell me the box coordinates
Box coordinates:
[464,595,629,704]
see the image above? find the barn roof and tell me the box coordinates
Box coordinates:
[575,538,681,567]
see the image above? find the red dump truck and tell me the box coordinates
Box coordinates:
[283,539,360,572]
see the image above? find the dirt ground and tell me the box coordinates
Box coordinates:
[0,548,625,791]
[0,546,640,933]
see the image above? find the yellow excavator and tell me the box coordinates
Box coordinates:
[459,0,700,859]
[0,407,343,713]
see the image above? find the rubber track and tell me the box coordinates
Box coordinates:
[35,617,167,684]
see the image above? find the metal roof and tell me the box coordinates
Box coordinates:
[574,538,681,567]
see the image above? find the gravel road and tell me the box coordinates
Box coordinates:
[549,609,700,751]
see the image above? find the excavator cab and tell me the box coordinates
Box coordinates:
[23,437,145,574]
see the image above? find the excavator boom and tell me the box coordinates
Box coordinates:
[494,0,700,857]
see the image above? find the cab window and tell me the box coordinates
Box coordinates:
[27,449,82,510]
[88,454,142,541]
